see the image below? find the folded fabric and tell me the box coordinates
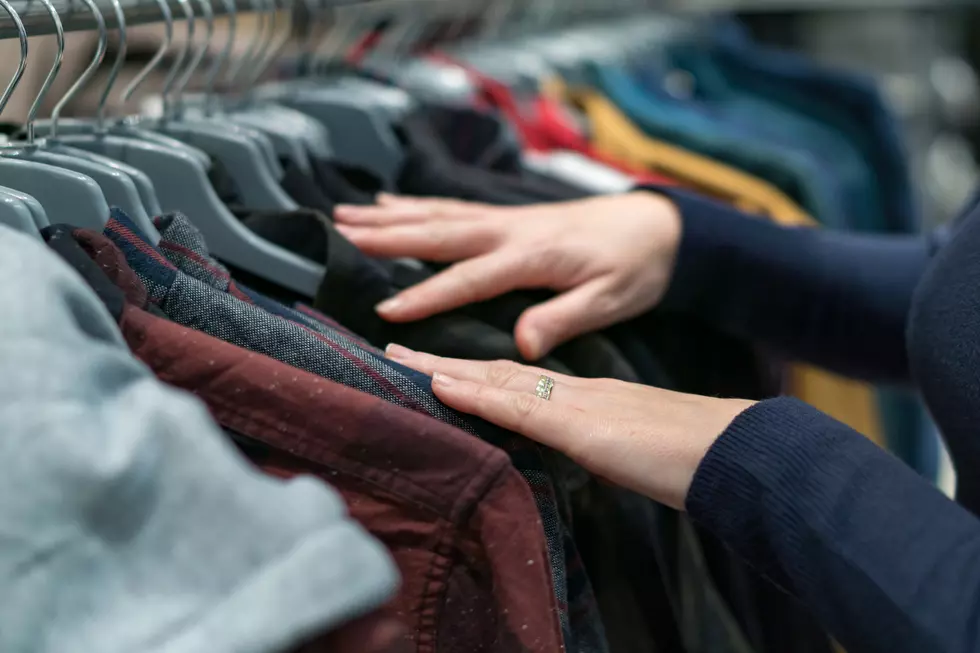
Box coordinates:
[0,224,397,653]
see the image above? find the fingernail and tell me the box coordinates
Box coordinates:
[385,343,413,359]
[375,297,403,315]
[432,372,456,387]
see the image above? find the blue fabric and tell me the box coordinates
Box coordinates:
[708,20,918,235]
[687,397,980,653]
[590,61,845,225]
[704,21,932,473]
[628,41,875,232]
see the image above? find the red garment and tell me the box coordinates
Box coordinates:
[85,231,567,653]
[426,53,677,186]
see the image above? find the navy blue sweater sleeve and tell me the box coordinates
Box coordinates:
[688,397,980,653]
[652,187,933,383]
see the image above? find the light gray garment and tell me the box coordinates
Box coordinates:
[0,224,398,653]
[522,150,635,194]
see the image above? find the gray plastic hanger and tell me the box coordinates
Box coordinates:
[0,2,44,236]
[45,0,163,218]
[0,0,110,231]
[153,0,297,211]
[0,185,49,230]
[185,0,314,173]
[63,0,319,295]
[256,2,406,187]
[30,0,212,173]
[0,188,42,238]
[26,0,156,231]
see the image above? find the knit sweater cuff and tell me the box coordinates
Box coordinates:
[686,395,877,592]
[640,185,756,314]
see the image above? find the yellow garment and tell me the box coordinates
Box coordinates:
[548,82,884,445]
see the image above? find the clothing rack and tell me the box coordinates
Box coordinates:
[0,0,387,38]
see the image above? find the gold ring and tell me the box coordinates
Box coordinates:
[535,375,555,401]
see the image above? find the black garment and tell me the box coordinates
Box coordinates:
[387,261,643,383]
[237,207,574,373]
[281,157,381,215]
[395,108,593,204]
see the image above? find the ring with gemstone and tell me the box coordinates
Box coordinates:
[535,375,555,401]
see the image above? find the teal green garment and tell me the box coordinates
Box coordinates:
[651,41,880,233]
[588,61,847,227]
[707,20,918,235]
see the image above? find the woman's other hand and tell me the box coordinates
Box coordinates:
[335,192,682,361]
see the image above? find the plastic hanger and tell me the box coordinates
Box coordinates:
[152,0,297,211]
[29,0,213,174]
[68,0,320,296]
[45,0,163,218]
[0,188,42,238]
[26,0,156,230]
[184,0,315,173]
[0,185,49,230]
[257,2,406,187]
[0,0,110,231]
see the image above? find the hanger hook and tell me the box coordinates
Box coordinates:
[240,0,277,96]
[173,0,216,113]
[297,0,321,74]
[93,0,129,131]
[160,0,196,120]
[50,0,108,139]
[224,0,266,88]
[203,0,237,114]
[23,0,65,145]
[314,4,356,74]
[245,0,293,93]
[0,0,28,120]
[121,0,173,106]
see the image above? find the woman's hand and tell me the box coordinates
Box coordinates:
[385,344,755,511]
[335,191,682,361]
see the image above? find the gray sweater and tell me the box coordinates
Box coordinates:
[0,225,398,653]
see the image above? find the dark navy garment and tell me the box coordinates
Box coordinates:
[663,185,980,653]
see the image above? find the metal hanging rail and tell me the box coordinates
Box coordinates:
[0,0,372,38]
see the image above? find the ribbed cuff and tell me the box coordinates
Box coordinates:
[639,185,758,314]
[685,396,875,592]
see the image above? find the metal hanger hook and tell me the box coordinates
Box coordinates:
[50,0,108,139]
[174,0,217,111]
[23,0,65,145]
[121,0,174,108]
[160,0,196,120]
[94,0,130,131]
[203,0,237,114]
[225,0,268,89]
[0,0,28,120]
[245,0,294,93]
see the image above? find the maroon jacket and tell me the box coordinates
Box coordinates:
[84,230,564,653]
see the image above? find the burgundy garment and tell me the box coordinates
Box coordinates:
[84,230,563,653]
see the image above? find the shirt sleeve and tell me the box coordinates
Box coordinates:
[688,396,980,653]
[651,187,935,383]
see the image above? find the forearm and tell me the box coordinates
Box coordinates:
[689,397,980,653]
[652,187,932,383]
